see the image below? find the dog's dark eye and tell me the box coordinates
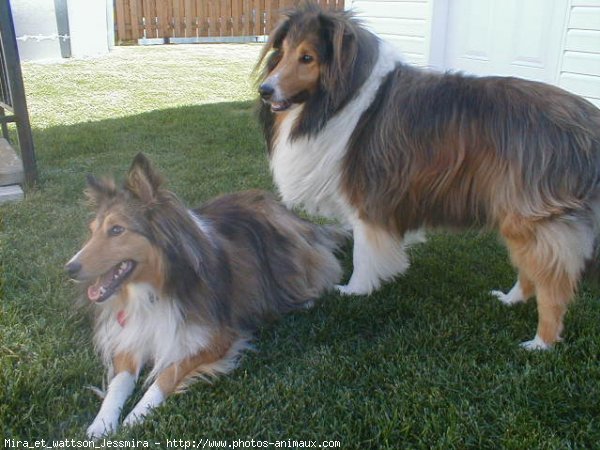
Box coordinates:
[108,225,125,237]
[300,54,314,64]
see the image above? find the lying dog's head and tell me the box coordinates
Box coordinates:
[65,154,169,303]
[257,3,378,120]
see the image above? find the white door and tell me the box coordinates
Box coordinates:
[443,0,569,83]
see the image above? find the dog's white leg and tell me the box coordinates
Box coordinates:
[122,336,235,429]
[336,219,411,296]
[490,281,527,305]
[490,272,535,306]
[87,371,137,439]
[520,333,554,351]
[122,382,165,428]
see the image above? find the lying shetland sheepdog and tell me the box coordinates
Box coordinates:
[65,153,343,437]
[257,3,600,350]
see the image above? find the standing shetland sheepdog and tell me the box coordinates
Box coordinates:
[257,3,600,350]
[65,153,344,438]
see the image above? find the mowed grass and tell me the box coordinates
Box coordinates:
[1,44,600,448]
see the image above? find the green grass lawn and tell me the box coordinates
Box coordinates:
[2,44,600,449]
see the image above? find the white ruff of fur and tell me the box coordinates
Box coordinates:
[88,213,254,437]
[95,213,218,382]
[95,283,213,383]
[270,40,403,225]
[270,40,424,295]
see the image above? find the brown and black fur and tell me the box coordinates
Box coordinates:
[344,68,600,234]
[257,2,600,349]
[257,3,379,142]
[78,153,344,335]
[67,153,344,436]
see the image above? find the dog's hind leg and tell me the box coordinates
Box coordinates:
[501,215,592,350]
[122,333,244,428]
[490,272,535,305]
[336,219,421,296]
[87,353,140,439]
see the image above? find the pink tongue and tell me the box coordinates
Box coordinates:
[88,284,102,302]
[87,269,116,302]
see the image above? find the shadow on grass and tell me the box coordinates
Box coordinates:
[11,97,600,360]
[31,100,272,205]
[3,101,600,444]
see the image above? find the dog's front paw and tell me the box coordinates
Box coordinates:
[520,335,553,351]
[122,383,164,429]
[335,284,371,296]
[122,410,146,428]
[87,417,117,439]
[490,289,524,305]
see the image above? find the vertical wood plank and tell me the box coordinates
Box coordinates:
[184,0,195,37]
[115,0,127,41]
[232,0,241,36]
[208,0,217,36]
[252,0,257,36]
[194,0,202,36]
[142,0,154,38]
[216,0,222,36]
[118,0,345,43]
[242,0,250,36]
[198,0,206,36]
[159,0,170,38]
[173,0,182,37]
[123,0,131,40]
[264,0,271,36]
[129,0,141,40]
[220,0,229,37]
[253,0,261,35]
[181,0,187,36]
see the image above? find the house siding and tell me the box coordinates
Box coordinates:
[349,0,599,107]
[558,1,600,108]
[348,0,433,66]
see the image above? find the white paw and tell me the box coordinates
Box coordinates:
[123,410,146,428]
[520,335,552,351]
[490,289,523,305]
[87,417,117,439]
[335,284,372,296]
[122,383,164,428]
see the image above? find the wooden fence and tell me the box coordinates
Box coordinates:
[114,0,345,43]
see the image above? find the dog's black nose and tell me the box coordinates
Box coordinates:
[259,83,274,99]
[65,261,82,278]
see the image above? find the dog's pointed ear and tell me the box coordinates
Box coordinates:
[85,174,117,208]
[125,153,164,205]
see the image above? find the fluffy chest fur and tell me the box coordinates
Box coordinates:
[94,283,212,380]
[269,40,403,224]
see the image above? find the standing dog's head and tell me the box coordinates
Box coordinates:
[256,3,378,133]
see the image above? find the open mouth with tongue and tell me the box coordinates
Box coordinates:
[87,260,136,303]
[270,100,291,112]
[267,91,309,113]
